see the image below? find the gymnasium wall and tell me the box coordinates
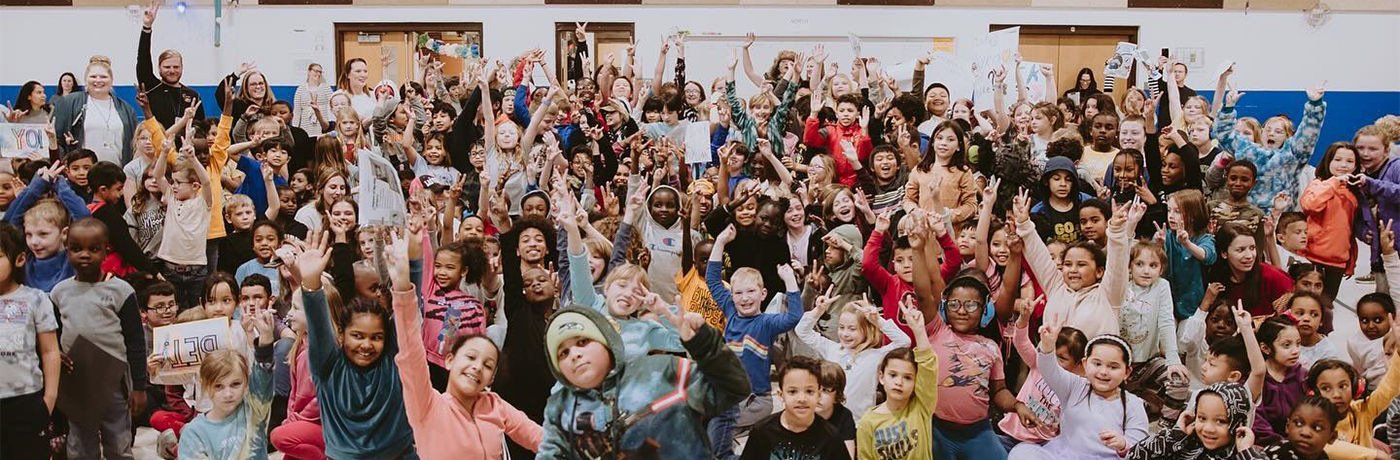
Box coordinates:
[1,4,1397,149]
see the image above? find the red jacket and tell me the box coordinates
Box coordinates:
[863,230,961,341]
[804,117,871,187]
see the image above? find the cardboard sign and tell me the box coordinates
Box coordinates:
[0,123,50,158]
[358,149,407,227]
[150,317,232,385]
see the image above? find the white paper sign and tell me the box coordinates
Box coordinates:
[921,51,975,112]
[1105,42,1138,79]
[0,123,50,158]
[684,122,711,165]
[1018,62,1053,106]
[357,149,407,227]
[150,318,232,385]
[971,27,1020,112]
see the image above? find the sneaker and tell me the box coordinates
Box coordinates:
[1357,273,1377,284]
[157,429,178,460]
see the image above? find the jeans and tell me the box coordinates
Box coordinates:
[67,384,134,460]
[161,261,208,311]
[931,419,1007,460]
[707,394,773,460]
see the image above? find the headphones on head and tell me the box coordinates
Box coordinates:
[939,275,996,328]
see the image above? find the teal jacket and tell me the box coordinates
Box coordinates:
[302,260,422,460]
[537,307,750,459]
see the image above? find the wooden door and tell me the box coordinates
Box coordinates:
[1006,25,1137,100]
[335,23,483,91]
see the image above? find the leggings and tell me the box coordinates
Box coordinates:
[270,420,327,460]
[931,418,1008,460]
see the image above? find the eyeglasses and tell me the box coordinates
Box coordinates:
[944,300,983,313]
[150,301,179,314]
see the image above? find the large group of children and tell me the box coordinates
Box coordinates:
[4,5,1400,460]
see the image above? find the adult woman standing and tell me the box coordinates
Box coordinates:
[52,56,138,165]
[136,0,203,126]
[55,72,80,100]
[294,63,333,137]
[1062,67,1100,106]
[339,58,375,122]
[215,64,276,119]
[6,81,50,124]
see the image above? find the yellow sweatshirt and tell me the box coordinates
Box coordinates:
[1325,350,1400,459]
[856,347,939,460]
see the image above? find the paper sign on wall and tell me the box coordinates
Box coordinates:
[0,124,50,158]
[1105,42,1138,79]
[971,27,1020,112]
[150,318,232,385]
[358,149,407,227]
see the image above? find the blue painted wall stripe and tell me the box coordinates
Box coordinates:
[4,85,1397,165]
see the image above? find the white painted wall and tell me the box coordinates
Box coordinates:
[2,4,1398,94]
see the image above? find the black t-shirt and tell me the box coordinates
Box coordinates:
[823,404,857,442]
[740,413,852,460]
[1034,202,1081,244]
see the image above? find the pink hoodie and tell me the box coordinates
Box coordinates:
[393,287,542,460]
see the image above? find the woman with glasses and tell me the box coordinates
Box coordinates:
[293,63,333,137]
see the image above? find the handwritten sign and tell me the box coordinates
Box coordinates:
[0,123,50,158]
[150,317,232,385]
[970,27,1020,112]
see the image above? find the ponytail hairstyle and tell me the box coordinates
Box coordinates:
[873,347,915,406]
[1257,315,1300,361]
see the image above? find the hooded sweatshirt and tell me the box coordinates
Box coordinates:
[1031,156,1089,244]
[1017,215,1131,339]
[568,250,686,362]
[640,183,694,303]
[393,285,542,460]
[1126,383,1262,460]
[537,307,750,459]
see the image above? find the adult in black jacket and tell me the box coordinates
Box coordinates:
[137,1,203,127]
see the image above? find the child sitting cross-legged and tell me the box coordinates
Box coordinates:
[176,307,278,459]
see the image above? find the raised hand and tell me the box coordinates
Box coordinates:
[1226,85,1245,107]
[1231,300,1252,331]
[1234,426,1255,452]
[1272,192,1291,213]
[1011,188,1031,224]
[813,286,836,313]
[142,0,162,28]
[386,228,411,291]
[716,224,738,245]
[1381,219,1395,255]
[777,263,797,287]
[296,231,333,291]
[874,211,891,233]
[1306,81,1326,102]
[742,32,756,49]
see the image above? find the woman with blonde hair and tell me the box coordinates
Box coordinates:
[52,55,138,164]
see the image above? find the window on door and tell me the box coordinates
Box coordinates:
[554,22,635,89]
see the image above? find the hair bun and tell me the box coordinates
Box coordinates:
[88,55,112,66]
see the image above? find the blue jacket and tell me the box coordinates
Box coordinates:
[1212,99,1326,213]
[538,306,749,459]
[5,175,91,292]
